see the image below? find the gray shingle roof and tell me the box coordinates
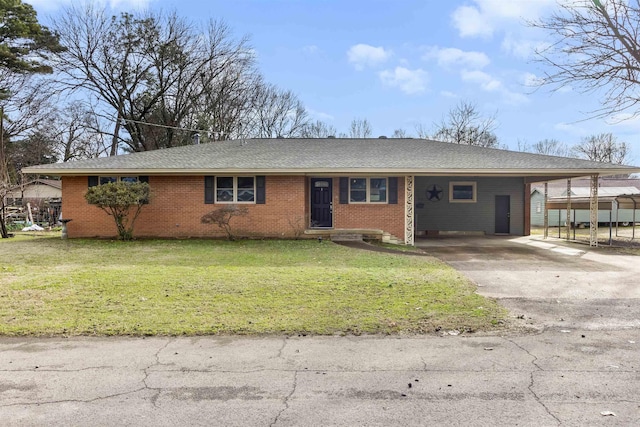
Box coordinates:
[22,138,640,176]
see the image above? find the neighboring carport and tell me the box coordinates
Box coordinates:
[545,193,640,244]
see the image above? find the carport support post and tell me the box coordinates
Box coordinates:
[405,175,414,246]
[590,174,598,247]
[566,178,571,241]
[543,183,548,239]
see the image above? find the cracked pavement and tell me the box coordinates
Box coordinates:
[0,332,639,426]
[1,235,639,426]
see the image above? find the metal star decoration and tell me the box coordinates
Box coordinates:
[426,184,443,202]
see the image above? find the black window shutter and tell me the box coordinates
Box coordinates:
[204,176,215,204]
[256,176,266,204]
[388,177,398,204]
[88,176,98,187]
[138,176,150,204]
[339,177,349,204]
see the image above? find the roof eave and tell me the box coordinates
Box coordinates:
[21,166,640,177]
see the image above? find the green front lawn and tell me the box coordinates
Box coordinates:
[0,234,506,335]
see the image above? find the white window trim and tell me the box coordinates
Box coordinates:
[215,176,256,204]
[449,181,477,203]
[349,177,388,204]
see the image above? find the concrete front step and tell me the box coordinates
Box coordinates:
[303,228,405,245]
[382,232,404,245]
[330,233,364,242]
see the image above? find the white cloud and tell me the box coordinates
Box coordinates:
[440,91,459,99]
[605,114,640,136]
[522,72,544,88]
[29,0,71,10]
[461,70,500,91]
[106,0,154,9]
[379,67,428,95]
[452,6,493,39]
[31,0,153,11]
[303,45,319,54]
[554,122,594,138]
[452,0,557,39]
[502,90,529,105]
[557,115,640,138]
[461,70,528,105]
[347,44,392,70]
[307,108,335,121]
[424,47,490,70]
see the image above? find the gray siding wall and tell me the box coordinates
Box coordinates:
[530,191,545,226]
[415,176,525,235]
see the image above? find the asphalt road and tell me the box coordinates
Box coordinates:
[1,331,639,426]
[1,236,639,426]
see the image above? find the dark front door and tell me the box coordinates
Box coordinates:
[310,178,333,228]
[495,195,511,234]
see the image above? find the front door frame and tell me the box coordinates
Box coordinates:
[495,195,511,234]
[310,177,333,228]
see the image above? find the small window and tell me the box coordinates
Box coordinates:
[536,201,542,213]
[449,181,477,203]
[216,177,234,202]
[99,176,117,185]
[350,177,387,203]
[369,178,387,202]
[215,176,255,203]
[237,177,255,202]
[99,176,139,185]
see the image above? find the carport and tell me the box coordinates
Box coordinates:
[543,186,640,245]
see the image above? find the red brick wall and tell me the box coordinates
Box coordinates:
[61,175,406,240]
[332,178,406,240]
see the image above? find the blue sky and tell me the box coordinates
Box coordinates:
[30,0,640,163]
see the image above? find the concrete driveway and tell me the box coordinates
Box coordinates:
[416,235,640,330]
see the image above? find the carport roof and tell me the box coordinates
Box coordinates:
[547,194,640,210]
[22,138,640,177]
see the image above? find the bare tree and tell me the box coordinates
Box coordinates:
[52,4,253,153]
[392,128,410,138]
[300,120,337,138]
[531,139,570,157]
[0,73,58,238]
[0,72,57,186]
[31,102,109,162]
[0,72,56,143]
[190,63,260,141]
[249,83,309,138]
[414,123,430,139]
[572,133,629,164]
[516,138,530,152]
[432,101,499,147]
[531,0,640,119]
[346,118,372,138]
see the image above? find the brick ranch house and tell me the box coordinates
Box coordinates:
[22,138,639,244]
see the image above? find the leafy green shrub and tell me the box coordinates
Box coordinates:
[85,182,150,240]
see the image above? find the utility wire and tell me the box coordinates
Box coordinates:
[120,118,217,134]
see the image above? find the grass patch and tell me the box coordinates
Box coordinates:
[0,235,506,336]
